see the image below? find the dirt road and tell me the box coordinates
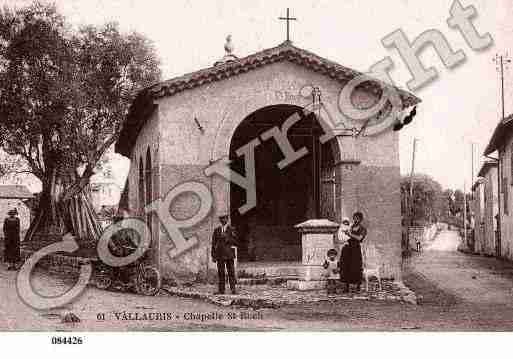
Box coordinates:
[413,230,513,307]
[274,229,513,330]
[2,229,513,331]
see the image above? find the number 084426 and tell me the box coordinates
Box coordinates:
[51,337,83,345]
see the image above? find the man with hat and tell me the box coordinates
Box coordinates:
[211,211,238,295]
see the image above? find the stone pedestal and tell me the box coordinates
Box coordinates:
[286,219,340,291]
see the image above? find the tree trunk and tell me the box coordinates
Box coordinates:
[24,168,103,244]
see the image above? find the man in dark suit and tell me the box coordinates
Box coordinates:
[211,212,238,295]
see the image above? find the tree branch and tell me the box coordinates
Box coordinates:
[19,146,44,180]
[61,132,119,202]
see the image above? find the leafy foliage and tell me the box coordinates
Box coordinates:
[453,189,465,215]
[401,174,447,224]
[0,2,161,240]
[0,2,160,183]
[401,173,473,226]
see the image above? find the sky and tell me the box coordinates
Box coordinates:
[2,0,512,192]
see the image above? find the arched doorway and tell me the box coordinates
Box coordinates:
[229,104,338,262]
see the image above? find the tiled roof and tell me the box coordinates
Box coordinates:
[483,114,513,155]
[147,41,420,104]
[115,41,421,156]
[0,185,33,199]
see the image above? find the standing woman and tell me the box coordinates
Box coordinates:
[3,209,21,271]
[340,211,367,292]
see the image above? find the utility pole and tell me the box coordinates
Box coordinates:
[501,56,505,121]
[464,180,467,247]
[494,53,511,123]
[409,138,418,227]
[471,142,475,200]
[493,53,510,255]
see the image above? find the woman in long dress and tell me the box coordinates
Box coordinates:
[3,209,21,271]
[340,211,367,292]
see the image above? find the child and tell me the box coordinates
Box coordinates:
[323,248,339,295]
[336,217,351,252]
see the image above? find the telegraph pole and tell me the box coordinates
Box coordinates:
[501,56,505,121]
[493,52,510,255]
[464,180,467,246]
[471,142,475,199]
[409,138,418,227]
[494,53,511,123]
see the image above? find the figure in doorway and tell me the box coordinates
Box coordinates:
[3,209,21,271]
[211,212,238,295]
[339,211,367,292]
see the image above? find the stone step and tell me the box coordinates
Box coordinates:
[237,277,293,286]
[236,261,303,279]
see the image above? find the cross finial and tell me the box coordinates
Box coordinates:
[278,8,297,43]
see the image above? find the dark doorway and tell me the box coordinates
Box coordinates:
[229,105,336,262]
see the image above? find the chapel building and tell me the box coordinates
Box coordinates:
[115,38,420,282]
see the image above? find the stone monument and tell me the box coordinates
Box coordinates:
[287,219,340,290]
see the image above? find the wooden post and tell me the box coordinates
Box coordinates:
[464,180,467,247]
[501,55,505,123]
[409,139,417,215]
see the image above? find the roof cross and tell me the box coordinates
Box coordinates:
[278,8,297,42]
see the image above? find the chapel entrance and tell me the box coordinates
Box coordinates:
[229,105,337,262]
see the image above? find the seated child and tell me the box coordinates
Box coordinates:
[323,248,339,295]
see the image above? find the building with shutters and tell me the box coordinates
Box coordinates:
[483,114,513,260]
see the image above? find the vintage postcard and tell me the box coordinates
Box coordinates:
[0,0,512,348]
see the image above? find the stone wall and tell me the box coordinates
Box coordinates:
[472,183,484,254]
[124,106,161,274]
[336,131,402,279]
[499,136,513,260]
[483,167,499,256]
[20,249,85,277]
[473,168,498,257]
[158,163,213,283]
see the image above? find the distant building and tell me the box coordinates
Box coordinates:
[0,185,33,239]
[472,160,498,256]
[483,116,513,259]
